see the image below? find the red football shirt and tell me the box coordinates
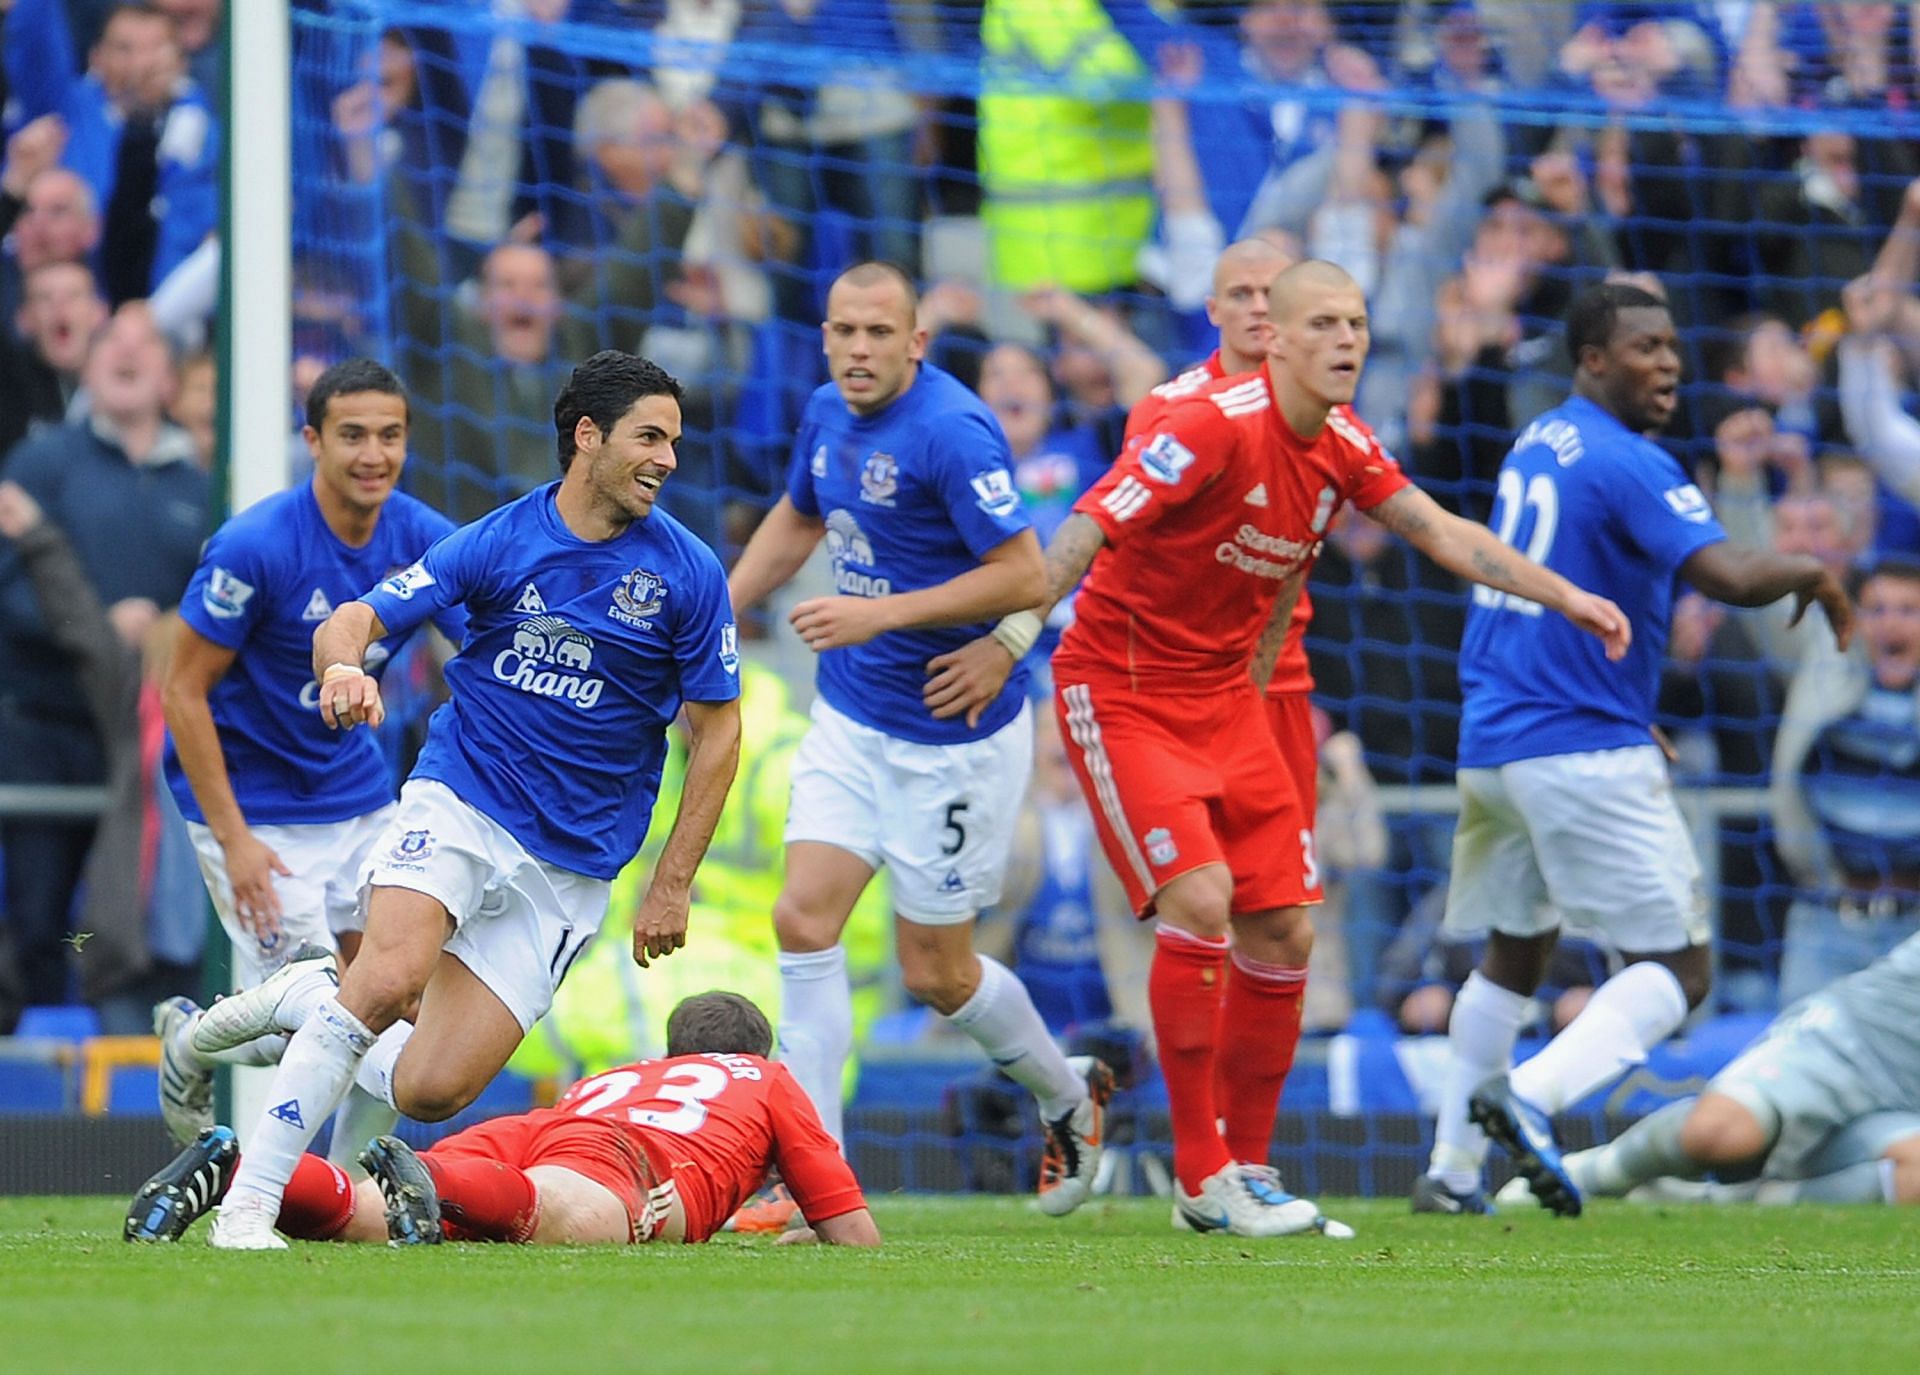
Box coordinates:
[1058,364,1407,696]
[1121,353,1317,698]
[552,1053,866,1243]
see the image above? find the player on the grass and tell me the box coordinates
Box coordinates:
[1497,932,1920,1212]
[926,260,1631,1238]
[127,990,879,1247]
[725,261,1108,1216]
[1417,283,1855,1217]
[155,359,463,1160]
[190,350,742,1249]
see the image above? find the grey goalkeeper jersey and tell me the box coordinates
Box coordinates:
[1822,930,1920,1107]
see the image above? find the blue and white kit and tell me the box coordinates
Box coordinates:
[1447,397,1726,949]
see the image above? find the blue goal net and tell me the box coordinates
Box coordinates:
[277,0,1920,1190]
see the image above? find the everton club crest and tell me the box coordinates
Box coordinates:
[610,568,667,627]
[860,452,898,506]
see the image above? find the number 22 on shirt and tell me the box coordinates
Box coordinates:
[1473,468,1559,616]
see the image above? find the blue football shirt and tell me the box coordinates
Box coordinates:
[1458,395,1727,768]
[165,483,464,826]
[361,484,739,880]
[786,363,1033,745]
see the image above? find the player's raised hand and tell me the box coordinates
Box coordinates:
[1789,569,1854,650]
[632,883,689,969]
[222,832,292,938]
[1565,590,1632,661]
[924,634,1015,728]
[789,595,893,651]
[318,665,385,731]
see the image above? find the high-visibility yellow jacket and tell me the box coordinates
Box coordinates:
[978,0,1155,292]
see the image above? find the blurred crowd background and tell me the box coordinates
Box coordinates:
[5,1,1920,1093]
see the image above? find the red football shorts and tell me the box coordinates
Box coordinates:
[429,1111,660,1242]
[1054,679,1320,918]
[1264,691,1319,820]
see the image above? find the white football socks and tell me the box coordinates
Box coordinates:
[327,1086,400,1176]
[1511,961,1688,1114]
[223,998,375,1213]
[778,946,855,1145]
[1428,971,1530,1193]
[946,955,1086,1122]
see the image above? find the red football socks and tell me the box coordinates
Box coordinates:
[275,1154,356,1240]
[1215,952,1307,1166]
[1150,924,1233,1194]
[423,1155,539,1243]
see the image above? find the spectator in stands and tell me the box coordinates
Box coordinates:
[1755,131,1882,327]
[977,0,1154,298]
[0,482,201,1033]
[153,0,220,98]
[0,261,107,456]
[1347,94,1507,455]
[1307,714,1387,1032]
[1708,312,1837,448]
[6,0,219,305]
[2,166,102,319]
[1019,286,1167,448]
[0,300,206,1016]
[745,0,928,322]
[438,0,598,266]
[1771,555,1920,1006]
[1836,185,1920,508]
[168,349,214,471]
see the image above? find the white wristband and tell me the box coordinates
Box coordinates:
[990,610,1043,660]
[321,662,365,682]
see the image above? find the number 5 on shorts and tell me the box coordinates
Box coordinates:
[941,801,970,857]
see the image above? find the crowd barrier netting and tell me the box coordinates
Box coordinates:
[283,2,1920,1170]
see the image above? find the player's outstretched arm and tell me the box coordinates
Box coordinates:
[728,496,826,616]
[311,601,391,730]
[775,1207,882,1247]
[632,697,741,968]
[1368,485,1633,660]
[1679,542,1854,649]
[923,513,1108,726]
[164,621,291,935]
[791,528,1046,652]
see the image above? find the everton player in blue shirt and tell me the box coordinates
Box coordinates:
[727,262,1108,1217]
[1417,283,1855,1216]
[193,351,741,1249]
[155,360,463,1159]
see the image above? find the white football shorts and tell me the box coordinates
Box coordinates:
[187,804,397,989]
[1443,744,1709,952]
[785,697,1032,924]
[360,779,610,1032]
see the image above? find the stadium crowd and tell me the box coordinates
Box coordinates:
[3,0,1920,1105]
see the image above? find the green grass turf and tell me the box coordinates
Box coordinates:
[0,1194,1911,1374]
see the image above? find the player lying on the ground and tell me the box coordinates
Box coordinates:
[1494,933,1920,1213]
[125,991,880,1247]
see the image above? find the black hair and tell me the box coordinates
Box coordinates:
[1565,282,1670,366]
[305,357,409,432]
[1854,553,1920,598]
[664,991,774,1059]
[553,349,683,472]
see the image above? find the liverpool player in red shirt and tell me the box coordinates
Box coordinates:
[125,991,879,1248]
[927,261,1629,1238]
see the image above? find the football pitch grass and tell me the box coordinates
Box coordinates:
[1,1194,1910,1374]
